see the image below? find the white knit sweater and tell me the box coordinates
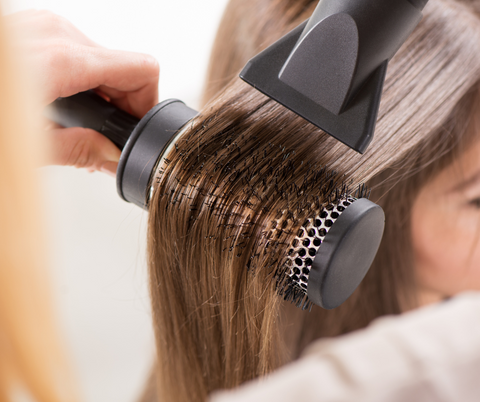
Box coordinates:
[211,293,480,402]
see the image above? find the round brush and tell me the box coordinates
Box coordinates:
[47,90,384,310]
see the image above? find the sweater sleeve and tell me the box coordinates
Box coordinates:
[210,293,480,402]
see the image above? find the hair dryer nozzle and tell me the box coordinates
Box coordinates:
[240,0,427,153]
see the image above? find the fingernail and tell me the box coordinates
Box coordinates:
[100,161,118,177]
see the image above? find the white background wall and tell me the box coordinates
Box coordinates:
[2,1,229,402]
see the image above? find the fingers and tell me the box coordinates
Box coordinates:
[46,127,121,176]
[8,9,160,176]
[54,43,159,118]
[5,10,99,48]
[88,48,160,117]
[86,47,159,117]
[7,10,160,118]
[99,161,119,177]
[43,43,159,116]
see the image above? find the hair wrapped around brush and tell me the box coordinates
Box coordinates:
[144,1,480,402]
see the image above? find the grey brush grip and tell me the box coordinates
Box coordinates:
[47,90,140,150]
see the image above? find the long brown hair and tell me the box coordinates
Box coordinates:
[145,1,480,401]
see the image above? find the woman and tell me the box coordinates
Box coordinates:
[144,0,480,401]
[2,3,480,402]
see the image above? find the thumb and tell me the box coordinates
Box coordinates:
[47,127,121,176]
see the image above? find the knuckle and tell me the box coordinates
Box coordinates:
[19,9,38,18]
[37,10,70,37]
[42,39,70,75]
[46,11,66,29]
[34,9,54,19]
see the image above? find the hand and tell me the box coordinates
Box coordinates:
[6,10,160,176]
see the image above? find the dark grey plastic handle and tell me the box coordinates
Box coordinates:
[47,90,139,150]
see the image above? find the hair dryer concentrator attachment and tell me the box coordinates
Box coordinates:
[240,0,429,153]
[47,91,385,310]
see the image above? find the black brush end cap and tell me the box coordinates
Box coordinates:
[307,198,385,309]
[116,99,197,209]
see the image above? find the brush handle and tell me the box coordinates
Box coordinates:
[46,90,140,150]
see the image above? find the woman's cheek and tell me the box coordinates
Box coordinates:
[412,197,480,296]
[455,211,480,281]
